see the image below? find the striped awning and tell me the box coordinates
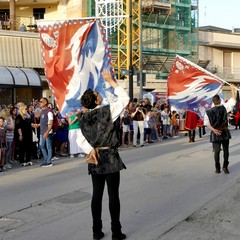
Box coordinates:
[0,35,43,68]
[0,36,23,66]
[0,67,42,88]
[21,38,43,68]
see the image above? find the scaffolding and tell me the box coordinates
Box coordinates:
[117,0,141,78]
[141,0,199,77]
[93,0,199,79]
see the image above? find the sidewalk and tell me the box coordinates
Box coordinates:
[159,177,240,240]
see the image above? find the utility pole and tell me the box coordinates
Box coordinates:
[127,0,133,100]
[139,0,143,99]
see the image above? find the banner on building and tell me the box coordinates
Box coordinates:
[37,19,116,115]
[167,55,224,118]
[142,92,167,105]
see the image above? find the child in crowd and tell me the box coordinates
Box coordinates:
[0,117,7,172]
[172,111,180,138]
[144,110,154,143]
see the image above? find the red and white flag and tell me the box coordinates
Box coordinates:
[167,55,224,117]
[37,19,116,115]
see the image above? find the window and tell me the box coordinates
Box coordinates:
[33,8,45,20]
[223,52,232,74]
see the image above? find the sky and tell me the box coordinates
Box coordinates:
[199,0,240,30]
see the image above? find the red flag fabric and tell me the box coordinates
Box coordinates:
[37,19,116,115]
[167,55,224,118]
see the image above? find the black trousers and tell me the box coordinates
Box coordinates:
[212,140,229,170]
[91,171,121,232]
[18,140,32,164]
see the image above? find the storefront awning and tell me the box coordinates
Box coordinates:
[0,67,42,88]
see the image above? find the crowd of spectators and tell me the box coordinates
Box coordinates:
[118,97,182,148]
[3,95,235,172]
[0,100,85,172]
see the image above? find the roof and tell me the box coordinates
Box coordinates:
[198,25,232,33]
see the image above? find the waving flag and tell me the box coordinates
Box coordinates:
[37,19,116,115]
[167,55,224,118]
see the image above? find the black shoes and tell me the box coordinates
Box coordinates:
[223,167,229,174]
[215,168,230,174]
[112,232,126,240]
[93,231,126,239]
[93,231,104,240]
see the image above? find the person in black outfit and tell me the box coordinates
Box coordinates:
[204,84,236,174]
[15,104,33,166]
[78,69,129,240]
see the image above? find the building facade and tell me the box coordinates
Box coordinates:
[199,26,240,99]
[0,0,239,104]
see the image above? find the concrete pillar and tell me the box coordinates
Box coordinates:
[58,0,67,18]
[9,0,16,30]
[66,0,88,18]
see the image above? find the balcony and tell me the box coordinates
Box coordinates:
[209,67,240,83]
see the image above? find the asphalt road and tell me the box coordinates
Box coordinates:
[0,127,240,240]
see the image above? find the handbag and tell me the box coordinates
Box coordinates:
[32,130,38,142]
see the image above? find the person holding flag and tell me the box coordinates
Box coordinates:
[204,84,236,174]
[77,69,129,240]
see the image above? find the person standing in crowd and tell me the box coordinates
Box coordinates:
[77,69,129,240]
[148,110,160,141]
[68,112,85,158]
[0,109,14,169]
[9,107,17,162]
[15,104,33,167]
[121,101,132,148]
[161,104,169,139]
[152,108,161,140]
[31,108,41,160]
[204,85,236,174]
[39,97,54,167]
[0,117,7,172]
[185,110,199,142]
[131,101,146,147]
[144,110,154,143]
[48,103,59,161]
[171,110,180,138]
[56,114,69,156]
[144,98,152,111]
[197,117,206,138]
[27,104,35,119]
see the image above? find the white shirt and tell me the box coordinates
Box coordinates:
[77,86,130,154]
[204,97,236,126]
[161,110,168,125]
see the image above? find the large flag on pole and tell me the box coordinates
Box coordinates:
[37,19,116,115]
[167,55,224,118]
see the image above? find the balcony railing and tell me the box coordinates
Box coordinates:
[207,66,240,83]
[0,16,36,32]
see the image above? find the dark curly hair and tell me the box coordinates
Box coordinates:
[212,94,220,102]
[81,89,97,109]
